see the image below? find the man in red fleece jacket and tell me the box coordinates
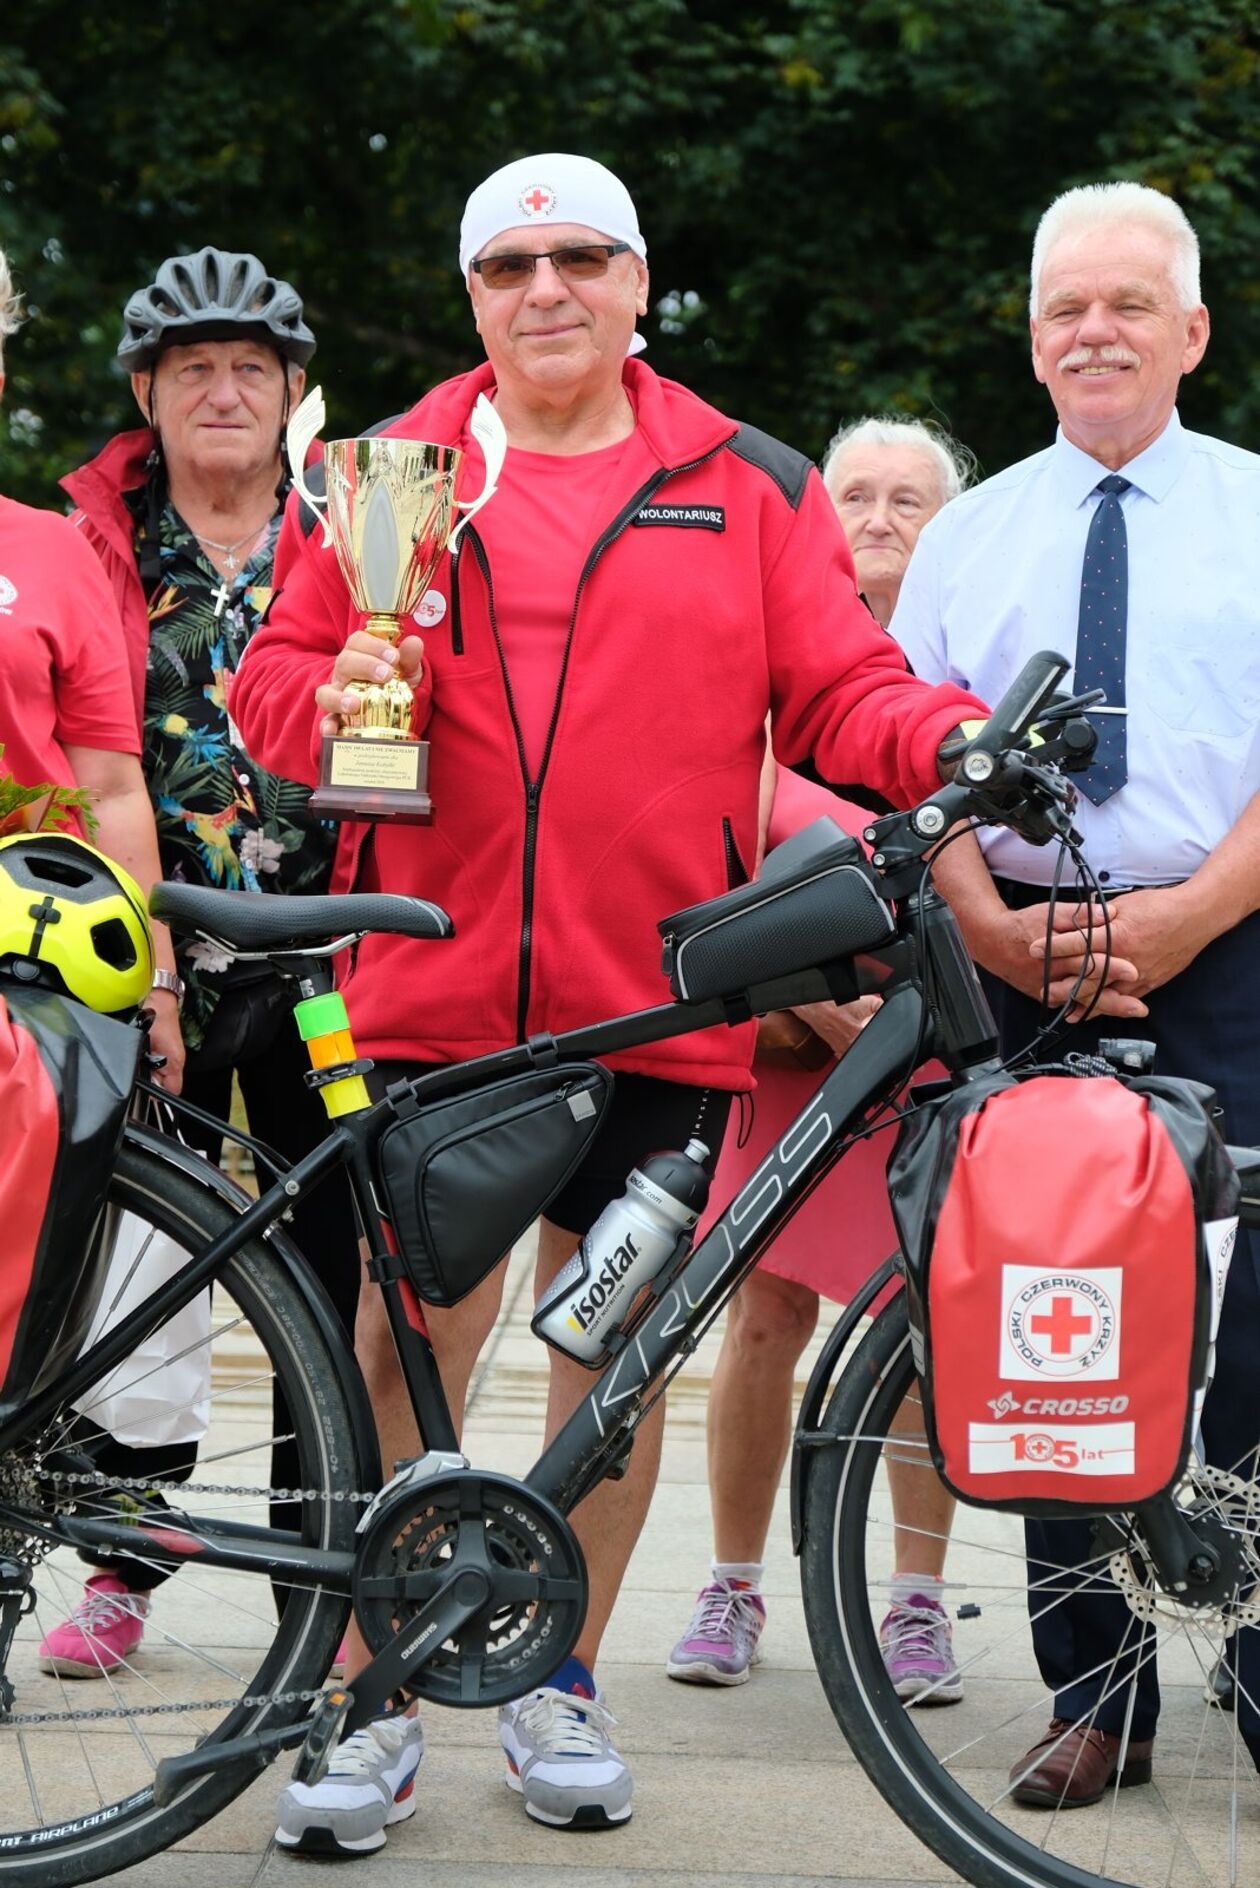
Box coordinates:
[234,152,986,1856]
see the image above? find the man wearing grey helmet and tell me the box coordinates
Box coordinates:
[46,248,359,1679]
[235,155,987,1854]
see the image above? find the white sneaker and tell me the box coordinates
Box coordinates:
[499,1685,632,1828]
[274,1714,423,1857]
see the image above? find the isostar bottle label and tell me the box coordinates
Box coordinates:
[566,1234,642,1337]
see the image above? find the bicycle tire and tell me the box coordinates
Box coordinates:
[800,1293,1260,1888]
[0,1136,368,1887]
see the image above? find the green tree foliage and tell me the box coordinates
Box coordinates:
[1,0,1257,503]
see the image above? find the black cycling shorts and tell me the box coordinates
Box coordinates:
[368,1065,731,1239]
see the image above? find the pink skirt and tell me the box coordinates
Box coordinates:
[704,1057,900,1305]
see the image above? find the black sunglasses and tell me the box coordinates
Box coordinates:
[471,243,631,289]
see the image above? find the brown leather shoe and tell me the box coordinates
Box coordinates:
[1010,1718,1154,1808]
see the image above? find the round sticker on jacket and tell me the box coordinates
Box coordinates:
[414,590,447,627]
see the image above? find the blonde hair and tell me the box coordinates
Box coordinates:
[1030,182,1201,315]
[0,248,23,371]
[821,415,975,509]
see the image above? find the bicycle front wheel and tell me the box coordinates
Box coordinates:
[801,1293,1260,1888]
[0,1134,370,1887]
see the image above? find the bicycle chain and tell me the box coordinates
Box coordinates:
[0,1469,378,1730]
[0,1687,327,1729]
[45,1469,377,1504]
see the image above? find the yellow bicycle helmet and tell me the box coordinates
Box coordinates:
[0,834,154,1013]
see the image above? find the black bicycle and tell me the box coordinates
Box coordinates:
[0,650,1254,1888]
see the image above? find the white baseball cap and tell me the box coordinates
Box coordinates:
[460,153,648,355]
[459,152,647,275]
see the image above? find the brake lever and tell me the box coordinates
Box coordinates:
[1031,687,1106,727]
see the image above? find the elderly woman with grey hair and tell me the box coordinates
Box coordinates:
[822,417,975,628]
[667,413,978,1703]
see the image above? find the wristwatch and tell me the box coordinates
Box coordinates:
[150,969,186,1003]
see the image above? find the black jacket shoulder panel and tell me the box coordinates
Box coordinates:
[296,461,325,538]
[725,424,812,511]
[364,410,407,439]
[296,411,407,536]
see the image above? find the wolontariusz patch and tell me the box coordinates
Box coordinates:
[633,504,725,531]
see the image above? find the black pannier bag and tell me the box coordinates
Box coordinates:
[0,986,142,1424]
[657,818,895,1004]
[373,1062,614,1305]
[886,1067,1239,1515]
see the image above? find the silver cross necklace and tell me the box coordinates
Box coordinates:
[193,516,272,574]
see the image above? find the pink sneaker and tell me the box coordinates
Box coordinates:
[38,1575,149,1678]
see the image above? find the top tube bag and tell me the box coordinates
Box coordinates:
[0,985,142,1423]
[887,1067,1239,1515]
[372,1062,614,1305]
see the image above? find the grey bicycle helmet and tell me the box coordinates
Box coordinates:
[117,246,316,371]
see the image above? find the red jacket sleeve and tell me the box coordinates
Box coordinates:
[230,491,434,785]
[763,471,987,807]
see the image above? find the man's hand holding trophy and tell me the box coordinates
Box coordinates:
[289,386,507,823]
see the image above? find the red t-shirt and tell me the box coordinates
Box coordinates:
[473,436,632,779]
[0,497,139,813]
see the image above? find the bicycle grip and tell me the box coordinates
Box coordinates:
[966,650,1070,757]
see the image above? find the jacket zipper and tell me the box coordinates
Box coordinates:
[469,439,730,1042]
[448,541,464,655]
[723,815,748,889]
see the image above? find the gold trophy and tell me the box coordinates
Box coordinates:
[288,387,506,824]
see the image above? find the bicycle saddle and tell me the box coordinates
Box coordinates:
[149,883,455,952]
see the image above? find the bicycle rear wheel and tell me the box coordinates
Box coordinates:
[801,1293,1260,1888]
[0,1135,370,1886]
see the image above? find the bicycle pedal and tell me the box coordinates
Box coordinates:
[153,1713,313,1806]
[291,1687,354,1786]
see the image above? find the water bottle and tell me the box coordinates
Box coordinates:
[532,1138,712,1366]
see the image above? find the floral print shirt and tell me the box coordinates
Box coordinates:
[140,495,336,1052]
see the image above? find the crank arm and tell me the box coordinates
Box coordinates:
[344,1562,495,1731]
[153,1564,494,1801]
[152,1686,354,1805]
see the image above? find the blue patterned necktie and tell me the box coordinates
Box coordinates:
[1074,473,1131,806]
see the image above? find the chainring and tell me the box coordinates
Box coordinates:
[352,1468,587,1708]
[1107,1465,1260,1632]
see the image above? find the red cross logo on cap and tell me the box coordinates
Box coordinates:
[519,183,555,217]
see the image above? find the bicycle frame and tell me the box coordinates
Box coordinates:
[0,888,1000,1621]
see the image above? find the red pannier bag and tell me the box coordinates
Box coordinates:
[887,1069,1239,1514]
[0,985,141,1424]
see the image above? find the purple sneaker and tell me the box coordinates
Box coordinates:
[666,1580,766,1686]
[879,1594,964,1705]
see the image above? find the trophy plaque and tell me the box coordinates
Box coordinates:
[288,388,506,824]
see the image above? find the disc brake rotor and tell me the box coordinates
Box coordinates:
[1108,1464,1260,1631]
[352,1469,587,1709]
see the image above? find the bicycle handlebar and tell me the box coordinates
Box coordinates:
[962,649,1071,760]
[866,650,1097,893]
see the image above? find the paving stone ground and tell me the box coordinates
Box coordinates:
[96,1242,957,1888]
[27,1235,1258,1887]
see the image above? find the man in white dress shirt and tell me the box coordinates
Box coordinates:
[891,179,1260,1808]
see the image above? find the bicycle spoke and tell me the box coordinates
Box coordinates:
[804,1303,1260,1888]
[15,1733,42,1827]
[0,1139,361,1878]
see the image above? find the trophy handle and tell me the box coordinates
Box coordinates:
[286,386,334,547]
[447,394,507,551]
